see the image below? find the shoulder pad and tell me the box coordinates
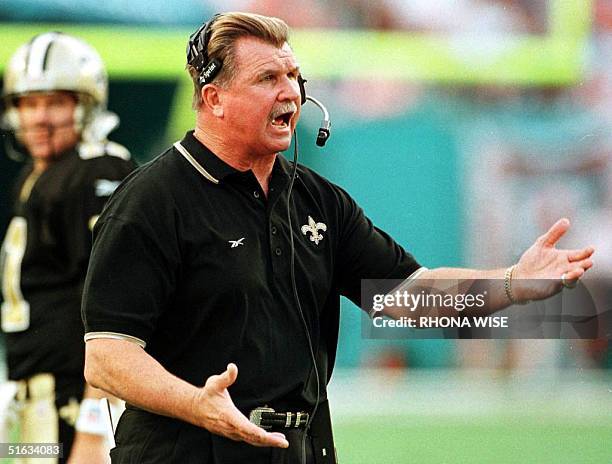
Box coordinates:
[78,141,131,161]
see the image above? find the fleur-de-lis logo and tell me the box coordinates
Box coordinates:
[301,216,327,245]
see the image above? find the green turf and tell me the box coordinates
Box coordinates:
[333,416,612,463]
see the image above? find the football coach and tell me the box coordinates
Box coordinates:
[81,11,595,464]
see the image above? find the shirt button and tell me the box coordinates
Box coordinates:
[253,191,260,199]
[275,248,282,256]
[271,226,277,235]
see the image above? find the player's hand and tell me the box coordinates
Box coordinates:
[191,363,289,448]
[513,218,594,301]
[66,431,110,464]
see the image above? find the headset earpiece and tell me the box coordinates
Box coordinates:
[187,14,223,86]
[298,74,307,106]
[186,23,208,71]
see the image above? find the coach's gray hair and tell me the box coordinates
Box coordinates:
[186,12,290,110]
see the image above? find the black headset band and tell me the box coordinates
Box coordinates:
[187,14,223,85]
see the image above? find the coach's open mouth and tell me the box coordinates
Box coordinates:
[271,111,294,128]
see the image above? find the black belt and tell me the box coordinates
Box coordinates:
[249,407,310,430]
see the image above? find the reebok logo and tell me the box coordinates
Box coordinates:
[228,238,245,248]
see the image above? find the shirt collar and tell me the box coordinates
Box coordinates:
[177,130,292,185]
[177,130,238,183]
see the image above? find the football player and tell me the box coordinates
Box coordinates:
[0,32,135,463]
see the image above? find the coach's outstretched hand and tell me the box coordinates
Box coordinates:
[192,363,289,448]
[512,218,595,301]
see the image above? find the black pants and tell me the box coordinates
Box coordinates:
[111,401,336,464]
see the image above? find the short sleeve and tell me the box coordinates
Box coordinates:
[81,214,179,346]
[334,186,421,306]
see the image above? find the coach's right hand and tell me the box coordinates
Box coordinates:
[192,363,289,448]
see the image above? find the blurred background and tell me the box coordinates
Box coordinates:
[0,0,610,462]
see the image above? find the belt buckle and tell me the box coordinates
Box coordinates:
[249,406,275,430]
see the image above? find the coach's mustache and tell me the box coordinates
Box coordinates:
[269,102,298,122]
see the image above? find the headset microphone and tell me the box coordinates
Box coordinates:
[305,96,331,147]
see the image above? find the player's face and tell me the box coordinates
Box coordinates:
[16,92,80,164]
[220,38,301,157]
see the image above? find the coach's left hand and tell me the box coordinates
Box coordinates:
[511,218,594,302]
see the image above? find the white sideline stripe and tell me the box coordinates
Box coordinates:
[84,331,146,348]
[327,368,612,423]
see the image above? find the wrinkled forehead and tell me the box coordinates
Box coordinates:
[234,38,300,75]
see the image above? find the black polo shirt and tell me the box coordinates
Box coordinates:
[82,130,420,412]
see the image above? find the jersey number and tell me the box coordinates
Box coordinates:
[1,217,30,332]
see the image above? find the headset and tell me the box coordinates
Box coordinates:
[186,14,331,147]
[187,15,333,463]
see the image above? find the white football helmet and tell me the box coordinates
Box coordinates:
[1,32,119,152]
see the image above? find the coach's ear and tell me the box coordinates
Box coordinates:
[201,84,224,117]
